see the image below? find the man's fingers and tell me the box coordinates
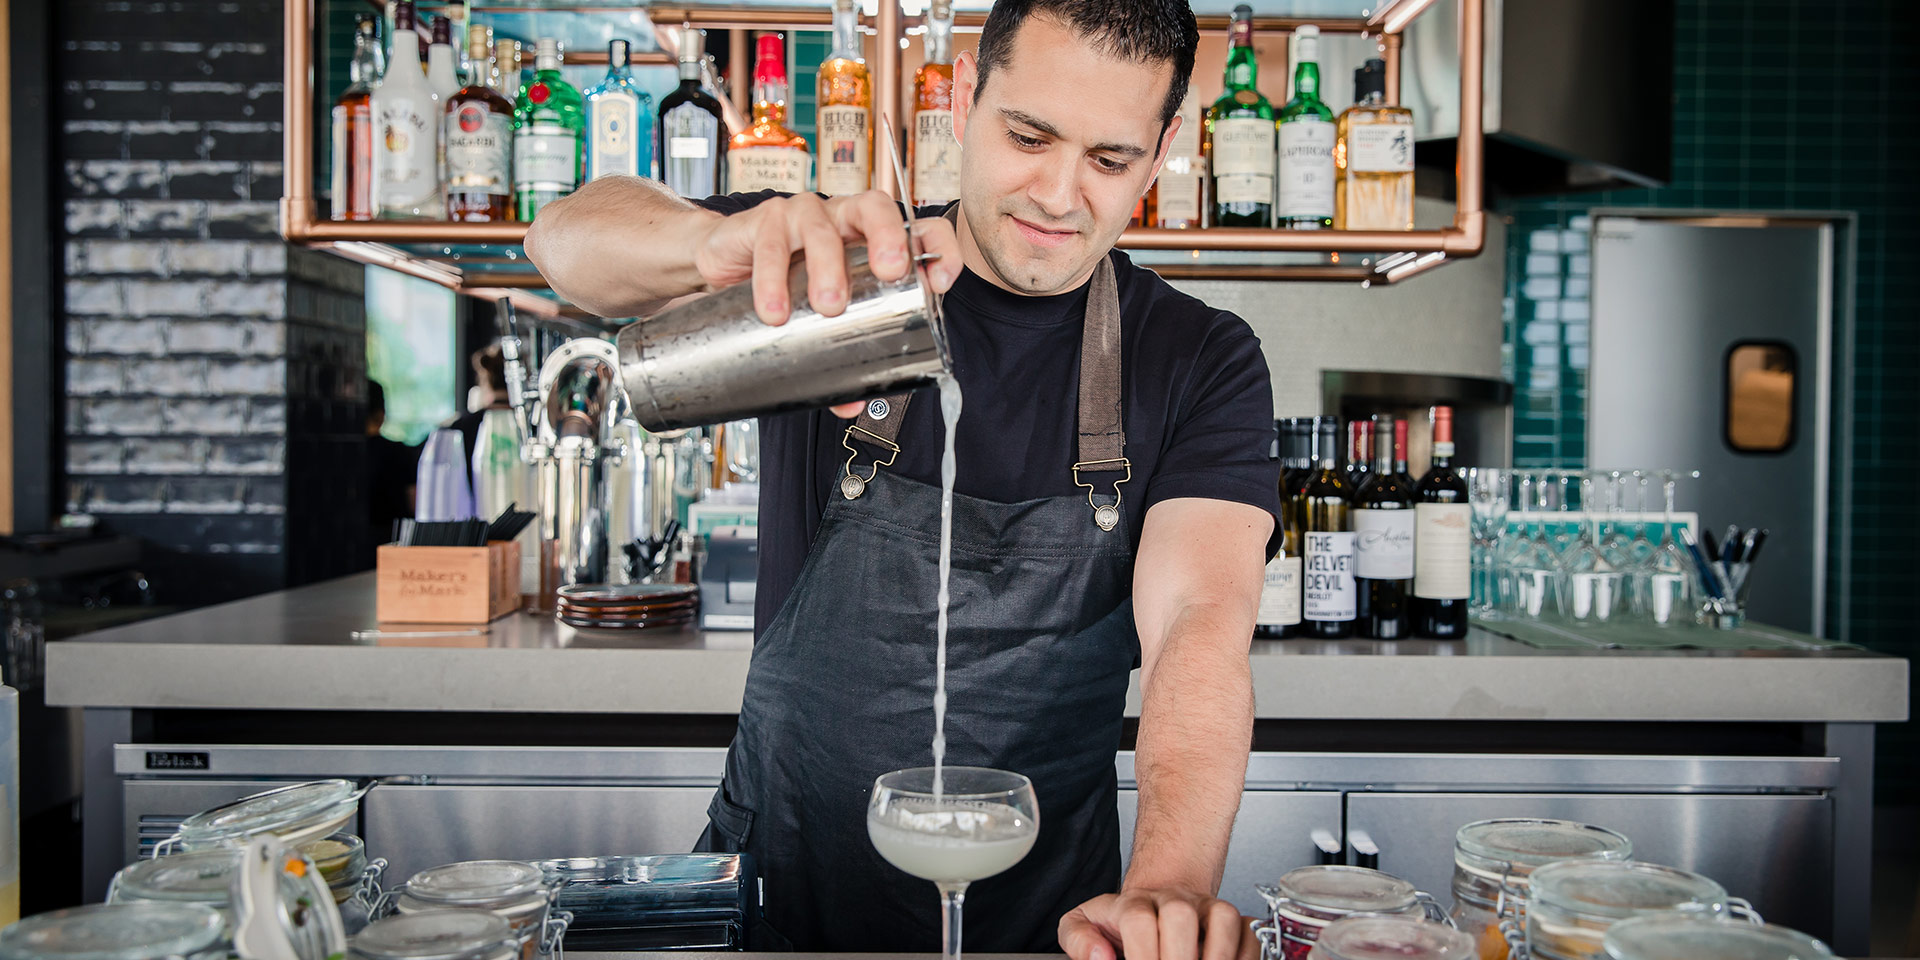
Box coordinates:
[1156,895,1201,960]
[839,191,911,281]
[1200,903,1242,960]
[912,218,963,291]
[1236,915,1259,960]
[1058,906,1118,960]
[792,197,850,317]
[1117,894,1162,960]
[829,401,865,419]
[749,203,794,325]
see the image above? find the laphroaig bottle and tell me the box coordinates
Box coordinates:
[371,1,443,220]
[1353,417,1415,639]
[816,0,872,196]
[657,28,726,198]
[585,40,656,181]
[444,24,515,222]
[728,33,811,194]
[1413,405,1472,638]
[1152,89,1203,229]
[1336,58,1414,230]
[331,15,381,221]
[911,0,961,206]
[1277,24,1335,229]
[512,37,584,220]
[1205,5,1274,228]
[1297,417,1355,638]
[1255,459,1303,639]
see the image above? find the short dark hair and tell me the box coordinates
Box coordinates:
[974,0,1198,135]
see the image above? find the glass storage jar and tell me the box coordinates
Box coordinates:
[107,848,244,936]
[1526,860,1737,960]
[1601,913,1833,960]
[1256,866,1446,960]
[0,903,226,960]
[1449,819,1633,960]
[352,910,520,960]
[175,780,365,852]
[394,861,557,960]
[1307,915,1476,960]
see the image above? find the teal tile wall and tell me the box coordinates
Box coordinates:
[1501,0,1918,797]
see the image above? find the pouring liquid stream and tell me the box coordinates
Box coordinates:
[932,372,960,800]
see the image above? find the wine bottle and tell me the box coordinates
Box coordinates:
[1297,417,1355,638]
[1353,416,1414,639]
[1344,416,1373,491]
[1255,445,1303,640]
[1278,417,1310,492]
[1413,405,1472,638]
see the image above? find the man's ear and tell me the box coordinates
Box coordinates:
[953,49,979,144]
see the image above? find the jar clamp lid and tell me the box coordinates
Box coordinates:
[176,780,367,850]
[1261,865,1421,917]
[352,910,518,960]
[1601,914,1834,960]
[0,903,225,960]
[109,849,244,905]
[1455,819,1634,883]
[400,861,548,909]
[1311,915,1476,960]
[1528,859,1729,922]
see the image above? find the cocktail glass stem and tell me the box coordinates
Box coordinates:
[939,882,968,960]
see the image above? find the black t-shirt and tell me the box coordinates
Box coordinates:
[693,193,1283,634]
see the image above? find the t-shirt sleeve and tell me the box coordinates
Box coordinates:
[690,189,791,216]
[1140,317,1284,556]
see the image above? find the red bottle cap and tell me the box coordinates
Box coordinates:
[754,33,787,85]
[1430,405,1453,444]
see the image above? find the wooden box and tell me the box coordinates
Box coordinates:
[375,541,523,624]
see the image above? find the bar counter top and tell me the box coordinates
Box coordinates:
[47,572,1908,722]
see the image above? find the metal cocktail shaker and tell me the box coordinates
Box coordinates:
[615,245,949,432]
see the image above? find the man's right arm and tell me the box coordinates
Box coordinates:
[522,175,722,319]
[524,177,961,324]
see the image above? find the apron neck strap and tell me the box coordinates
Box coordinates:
[843,204,1129,529]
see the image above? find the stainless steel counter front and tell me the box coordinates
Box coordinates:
[45,573,1909,722]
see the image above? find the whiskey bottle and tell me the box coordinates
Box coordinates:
[512,37,584,220]
[444,24,515,222]
[1335,58,1414,230]
[911,0,961,206]
[1151,89,1203,229]
[371,0,442,220]
[816,0,872,196]
[1205,5,1274,228]
[728,33,811,194]
[331,15,381,221]
[1277,24,1335,229]
[658,27,726,198]
[585,40,656,181]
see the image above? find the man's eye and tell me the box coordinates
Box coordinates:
[1095,157,1131,174]
[1007,131,1045,149]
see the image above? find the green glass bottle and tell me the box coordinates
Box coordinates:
[512,36,584,221]
[1204,5,1274,227]
[1277,24,1336,229]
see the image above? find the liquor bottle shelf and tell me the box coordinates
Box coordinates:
[283,0,1481,300]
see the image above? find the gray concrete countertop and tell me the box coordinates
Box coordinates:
[47,573,1908,722]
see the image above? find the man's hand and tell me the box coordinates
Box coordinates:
[1059,889,1258,960]
[692,189,961,327]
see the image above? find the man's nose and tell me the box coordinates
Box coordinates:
[1026,157,1080,222]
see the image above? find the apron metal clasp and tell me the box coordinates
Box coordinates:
[841,424,902,500]
[1071,458,1131,531]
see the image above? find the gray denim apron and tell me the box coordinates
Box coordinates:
[698,225,1137,952]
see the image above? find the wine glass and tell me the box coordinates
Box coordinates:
[1643,469,1696,627]
[1465,467,1509,619]
[869,766,1040,960]
[1562,474,1626,623]
[1597,471,1635,570]
[1502,471,1563,620]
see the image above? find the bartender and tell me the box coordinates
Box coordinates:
[526,1,1279,957]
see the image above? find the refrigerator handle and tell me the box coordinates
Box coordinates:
[1310,828,1343,866]
[1348,828,1380,870]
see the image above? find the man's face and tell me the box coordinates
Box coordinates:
[953,16,1181,296]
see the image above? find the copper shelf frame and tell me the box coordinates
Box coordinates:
[281,0,1483,300]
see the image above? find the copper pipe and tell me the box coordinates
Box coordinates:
[564,50,673,66]
[1120,226,1448,253]
[651,7,832,28]
[301,219,530,243]
[873,0,902,197]
[950,12,1373,34]
[1451,0,1484,244]
[1382,32,1402,105]
[1146,263,1379,282]
[282,0,313,242]
[728,29,749,126]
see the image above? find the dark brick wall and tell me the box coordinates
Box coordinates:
[57,0,367,606]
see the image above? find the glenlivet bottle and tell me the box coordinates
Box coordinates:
[1205,5,1274,228]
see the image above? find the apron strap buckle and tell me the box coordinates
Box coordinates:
[1071,458,1131,531]
[841,424,902,500]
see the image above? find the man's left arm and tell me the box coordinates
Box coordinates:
[1059,496,1271,960]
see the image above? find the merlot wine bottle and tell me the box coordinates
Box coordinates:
[1413,405,1472,638]
[1353,416,1414,639]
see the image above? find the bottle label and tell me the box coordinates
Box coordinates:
[817,105,871,196]
[588,93,642,180]
[373,97,439,212]
[729,146,811,194]
[444,106,511,195]
[1211,117,1273,205]
[1170,90,1201,157]
[1278,117,1335,219]
[912,108,961,205]
[1349,120,1414,172]
[662,104,720,197]
[1257,555,1303,627]
[1353,508,1415,580]
[513,123,580,191]
[1156,157,1203,224]
[1303,531,1357,621]
[330,107,349,217]
[1414,503,1472,599]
